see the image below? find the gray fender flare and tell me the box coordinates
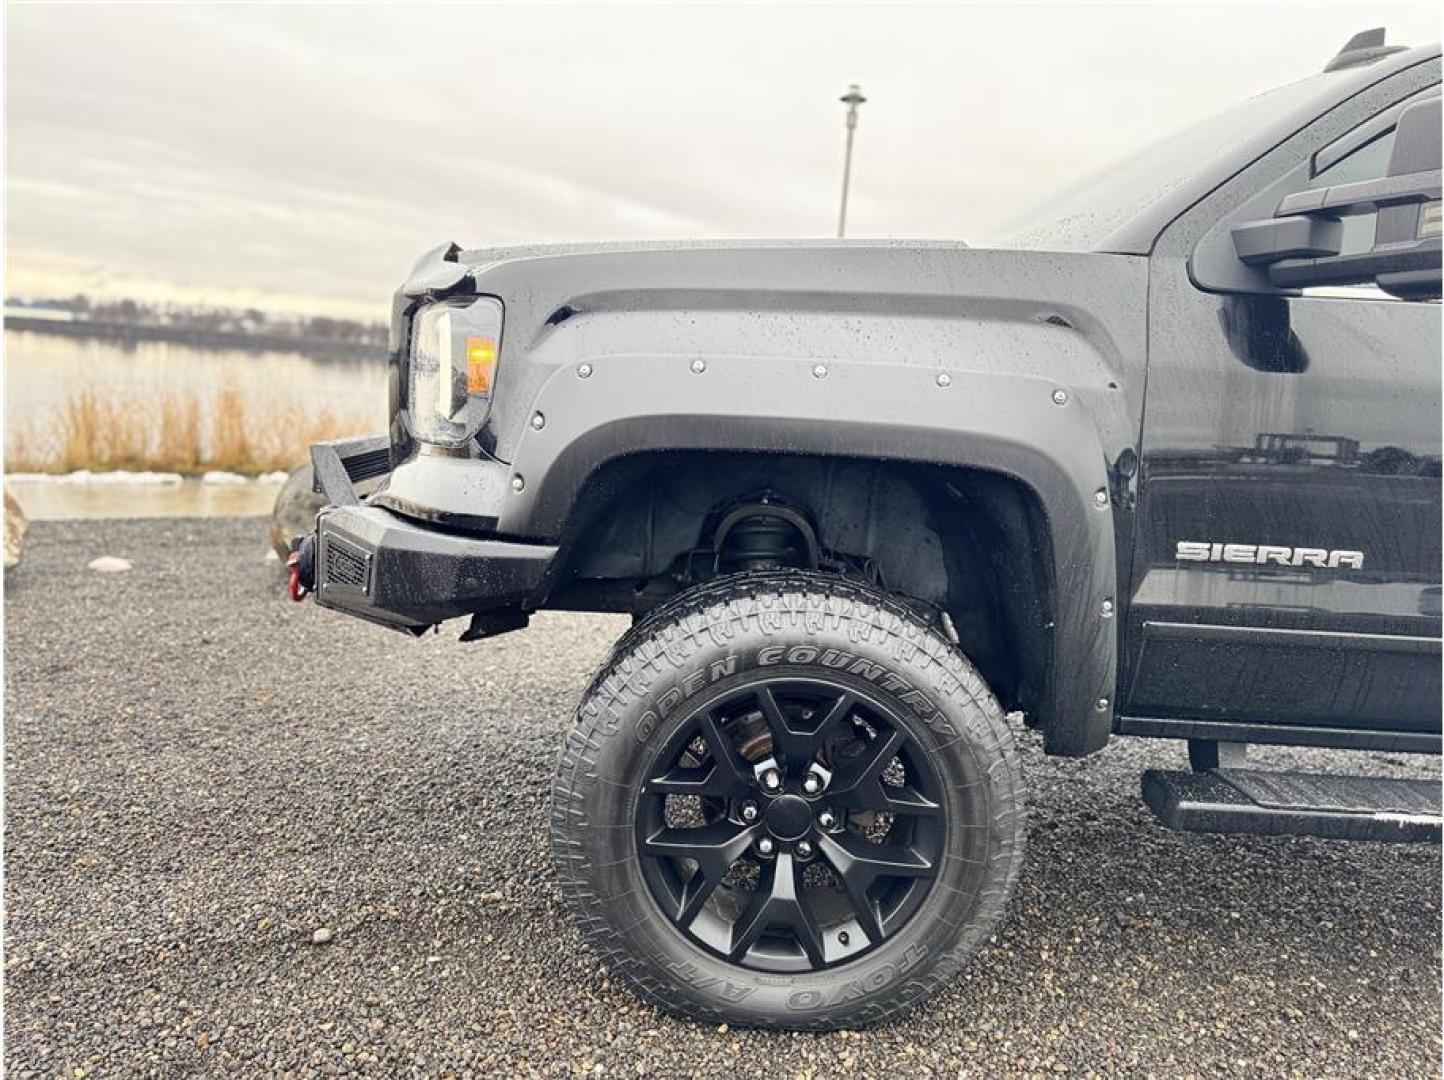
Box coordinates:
[501,354,1118,756]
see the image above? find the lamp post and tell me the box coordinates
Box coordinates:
[836,83,867,238]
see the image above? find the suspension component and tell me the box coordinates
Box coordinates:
[711,498,821,574]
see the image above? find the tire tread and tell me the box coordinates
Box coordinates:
[551,570,1025,1029]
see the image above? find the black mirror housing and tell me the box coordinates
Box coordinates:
[1375,97,1442,299]
[1376,98,1442,247]
[1232,215,1342,265]
[1231,96,1442,299]
[1386,96,1442,174]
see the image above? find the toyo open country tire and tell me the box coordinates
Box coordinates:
[551,571,1026,1029]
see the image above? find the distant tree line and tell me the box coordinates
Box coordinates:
[6,293,387,347]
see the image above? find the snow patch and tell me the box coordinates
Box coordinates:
[88,556,133,573]
[8,471,184,485]
[201,471,250,486]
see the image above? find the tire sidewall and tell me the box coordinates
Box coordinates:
[556,577,1024,1029]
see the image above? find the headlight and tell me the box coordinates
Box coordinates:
[1418,200,1441,239]
[406,297,503,446]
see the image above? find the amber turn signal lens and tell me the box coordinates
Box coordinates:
[466,337,497,394]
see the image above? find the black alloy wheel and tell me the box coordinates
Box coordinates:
[635,678,947,972]
[552,571,1026,1030]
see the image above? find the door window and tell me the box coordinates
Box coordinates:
[1301,128,1398,257]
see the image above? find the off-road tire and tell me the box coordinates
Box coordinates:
[551,571,1025,1030]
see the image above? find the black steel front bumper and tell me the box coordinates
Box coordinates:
[299,436,556,633]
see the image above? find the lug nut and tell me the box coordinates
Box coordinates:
[757,837,775,856]
[510,475,525,493]
[813,364,828,379]
[936,372,951,387]
[531,412,546,430]
[740,802,759,823]
[1093,488,1108,507]
[796,840,814,859]
[690,358,706,374]
[761,769,781,792]
[818,810,837,830]
[1052,388,1069,406]
[1100,598,1115,618]
[802,773,824,795]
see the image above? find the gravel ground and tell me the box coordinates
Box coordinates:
[5,517,1440,1078]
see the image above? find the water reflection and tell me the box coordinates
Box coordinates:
[4,330,387,513]
[7,478,286,520]
[4,328,386,446]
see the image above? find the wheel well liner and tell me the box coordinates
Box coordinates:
[550,452,1055,719]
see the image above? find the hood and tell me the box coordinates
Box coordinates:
[393,239,1148,462]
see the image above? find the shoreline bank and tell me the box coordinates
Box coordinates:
[4,317,386,361]
[6,472,288,520]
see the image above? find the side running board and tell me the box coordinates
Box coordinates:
[1142,768,1441,843]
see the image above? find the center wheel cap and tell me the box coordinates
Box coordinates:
[764,794,813,841]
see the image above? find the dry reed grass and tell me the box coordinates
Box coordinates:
[5,385,371,475]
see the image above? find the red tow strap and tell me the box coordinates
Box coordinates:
[286,550,308,602]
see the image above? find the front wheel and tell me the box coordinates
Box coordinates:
[551,572,1026,1029]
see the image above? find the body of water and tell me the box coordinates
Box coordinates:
[7,476,288,520]
[4,329,389,517]
[4,329,387,429]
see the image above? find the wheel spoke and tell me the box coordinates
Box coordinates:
[878,784,942,816]
[823,847,884,943]
[835,727,904,787]
[644,820,758,926]
[726,853,825,966]
[788,874,828,968]
[813,691,858,754]
[826,728,939,816]
[756,686,812,778]
[697,711,755,794]
[844,782,943,817]
[817,830,933,946]
[727,865,776,960]
[643,764,722,797]
[757,686,856,781]
[644,817,754,864]
[675,866,724,927]
[819,830,933,885]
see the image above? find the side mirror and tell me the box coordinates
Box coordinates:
[1231,97,1441,299]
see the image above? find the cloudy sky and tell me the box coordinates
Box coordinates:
[5,1,1438,319]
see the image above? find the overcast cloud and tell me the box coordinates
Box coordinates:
[5,1,1438,318]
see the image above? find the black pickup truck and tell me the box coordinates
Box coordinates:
[292,30,1442,1029]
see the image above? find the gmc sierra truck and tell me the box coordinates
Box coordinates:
[290,30,1442,1029]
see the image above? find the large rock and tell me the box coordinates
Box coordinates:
[268,465,327,559]
[4,489,27,571]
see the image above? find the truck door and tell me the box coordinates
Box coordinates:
[1125,84,1442,739]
